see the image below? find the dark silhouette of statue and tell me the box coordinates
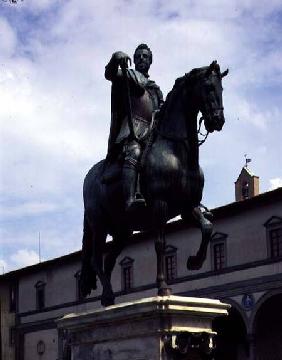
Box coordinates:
[105,44,163,212]
[80,50,228,306]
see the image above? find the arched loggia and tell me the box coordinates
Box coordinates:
[212,301,248,360]
[252,292,282,360]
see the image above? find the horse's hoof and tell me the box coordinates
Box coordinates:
[101,296,115,307]
[187,256,202,270]
[158,287,172,297]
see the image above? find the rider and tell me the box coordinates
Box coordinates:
[105,44,163,212]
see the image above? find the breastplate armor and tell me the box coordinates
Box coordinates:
[115,90,154,143]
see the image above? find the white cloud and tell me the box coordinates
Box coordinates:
[0,259,7,274]
[9,249,40,269]
[0,201,60,218]
[0,17,17,57]
[269,178,282,191]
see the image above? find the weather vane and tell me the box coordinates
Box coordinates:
[244,154,251,168]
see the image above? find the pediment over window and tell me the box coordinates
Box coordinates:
[264,216,282,227]
[34,280,46,288]
[119,256,134,266]
[212,232,228,241]
[74,270,81,278]
[165,245,177,254]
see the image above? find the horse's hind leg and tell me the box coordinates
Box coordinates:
[104,230,129,283]
[187,206,213,270]
[153,200,172,296]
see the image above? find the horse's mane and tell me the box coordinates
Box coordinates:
[159,66,208,120]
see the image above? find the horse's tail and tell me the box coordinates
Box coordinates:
[80,213,97,297]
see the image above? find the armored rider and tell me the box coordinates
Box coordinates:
[105,44,163,212]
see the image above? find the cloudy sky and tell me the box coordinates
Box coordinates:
[0,0,282,273]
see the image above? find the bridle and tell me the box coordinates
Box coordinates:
[197,116,209,146]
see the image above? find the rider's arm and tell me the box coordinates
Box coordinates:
[105,56,119,81]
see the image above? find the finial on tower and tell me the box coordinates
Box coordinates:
[244,154,251,168]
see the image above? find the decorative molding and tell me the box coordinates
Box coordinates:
[165,244,177,253]
[17,318,57,333]
[119,256,134,266]
[211,232,228,240]
[264,215,282,227]
[34,280,46,288]
[180,272,282,299]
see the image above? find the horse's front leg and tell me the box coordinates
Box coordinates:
[90,223,115,307]
[187,206,213,270]
[155,227,172,296]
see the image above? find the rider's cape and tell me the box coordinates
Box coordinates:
[107,68,163,156]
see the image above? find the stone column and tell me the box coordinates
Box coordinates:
[247,334,256,360]
[57,295,230,360]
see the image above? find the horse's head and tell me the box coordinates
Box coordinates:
[189,61,228,133]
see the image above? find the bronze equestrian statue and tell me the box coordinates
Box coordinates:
[80,46,228,306]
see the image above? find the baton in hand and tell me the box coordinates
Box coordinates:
[120,61,136,141]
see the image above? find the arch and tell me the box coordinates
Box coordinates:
[249,289,282,333]
[250,290,282,359]
[223,298,249,332]
[213,298,249,360]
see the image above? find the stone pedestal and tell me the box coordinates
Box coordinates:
[57,295,230,360]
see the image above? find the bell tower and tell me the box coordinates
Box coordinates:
[235,160,259,201]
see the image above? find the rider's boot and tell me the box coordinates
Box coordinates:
[123,165,146,213]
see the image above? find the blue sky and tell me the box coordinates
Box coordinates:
[1,0,282,272]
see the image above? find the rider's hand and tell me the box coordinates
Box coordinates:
[112,51,131,69]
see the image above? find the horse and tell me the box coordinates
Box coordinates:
[80,60,228,306]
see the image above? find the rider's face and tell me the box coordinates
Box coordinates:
[134,49,151,74]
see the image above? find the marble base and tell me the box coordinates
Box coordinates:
[57,295,230,360]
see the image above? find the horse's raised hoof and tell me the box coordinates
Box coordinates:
[187,256,202,270]
[203,210,214,222]
[158,287,172,297]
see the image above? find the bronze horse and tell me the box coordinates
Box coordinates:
[80,61,228,306]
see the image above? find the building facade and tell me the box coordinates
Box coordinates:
[1,185,282,360]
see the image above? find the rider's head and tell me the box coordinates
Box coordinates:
[134,43,152,76]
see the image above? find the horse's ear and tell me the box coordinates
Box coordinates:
[206,60,217,77]
[221,69,229,78]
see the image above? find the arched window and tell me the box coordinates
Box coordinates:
[35,281,46,310]
[264,216,282,259]
[164,245,177,282]
[9,281,17,312]
[74,271,83,302]
[119,257,134,292]
[211,232,227,271]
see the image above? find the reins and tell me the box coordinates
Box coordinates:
[197,116,209,146]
